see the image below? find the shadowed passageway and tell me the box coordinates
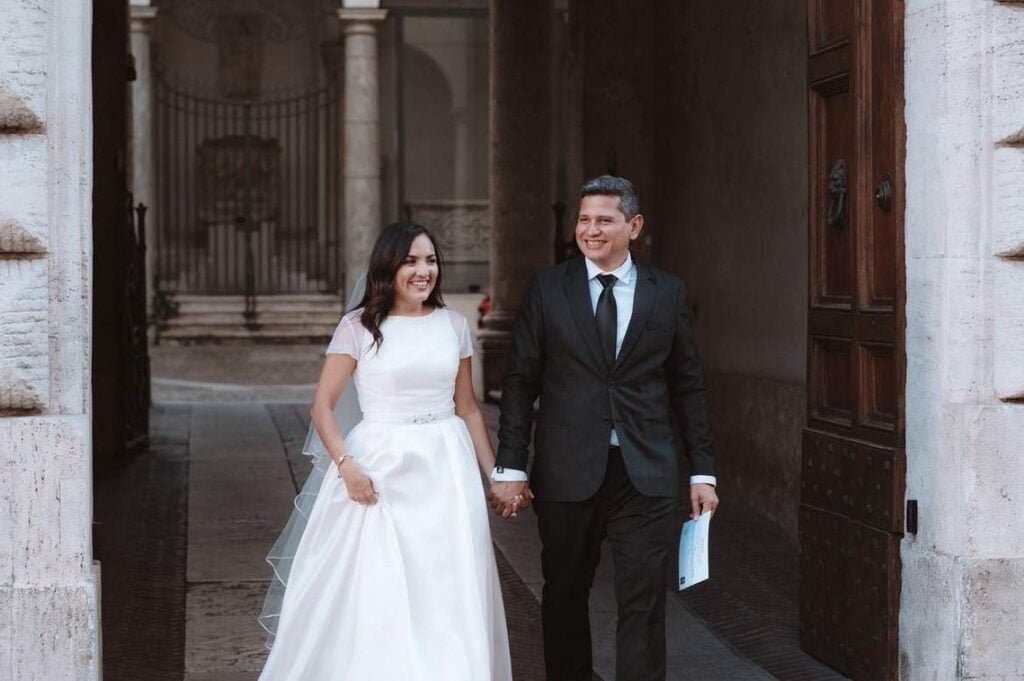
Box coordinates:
[93,343,847,680]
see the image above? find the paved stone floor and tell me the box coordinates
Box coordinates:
[94,343,850,680]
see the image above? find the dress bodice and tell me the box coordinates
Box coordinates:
[326,307,473,419]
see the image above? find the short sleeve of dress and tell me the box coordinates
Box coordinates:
[326,311,365,358]
[447,309,474,359]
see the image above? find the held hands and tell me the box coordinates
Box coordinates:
[488,481,533,518]
[690,483,719,520]
[337,457,379,506]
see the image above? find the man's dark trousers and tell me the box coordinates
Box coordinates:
[534,447,677,681]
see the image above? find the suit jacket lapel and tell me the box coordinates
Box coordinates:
[563,258,607,371]
[614,263,656,371]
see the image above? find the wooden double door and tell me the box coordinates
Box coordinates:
[801,1,906,679]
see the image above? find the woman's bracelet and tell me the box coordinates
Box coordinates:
[334,454,349,469]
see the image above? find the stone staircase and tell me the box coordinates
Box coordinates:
[157,294,345,344]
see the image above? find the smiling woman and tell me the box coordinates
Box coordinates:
[356,221,447,349]
[393,233,441,313]
[256,219,514,680]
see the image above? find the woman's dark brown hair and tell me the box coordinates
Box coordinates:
[354,221,446,350]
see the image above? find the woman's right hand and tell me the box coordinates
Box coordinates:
[339,460,378,505]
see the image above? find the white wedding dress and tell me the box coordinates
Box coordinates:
[258,307,512,681]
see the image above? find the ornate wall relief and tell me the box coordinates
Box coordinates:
[164,0,340,44]
[0,76,48,412]
[992,2,1024,400]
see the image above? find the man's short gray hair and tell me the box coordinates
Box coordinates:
[580,175,640,220]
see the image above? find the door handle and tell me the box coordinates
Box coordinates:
[827,159,847,227]
[875,173,893,212]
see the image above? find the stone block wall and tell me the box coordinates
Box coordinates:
[0,1,99,679]
[902,0,1024,678]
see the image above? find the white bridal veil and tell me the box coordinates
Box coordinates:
[257,274,366,648]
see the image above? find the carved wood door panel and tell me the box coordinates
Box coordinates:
[801,1,906,678]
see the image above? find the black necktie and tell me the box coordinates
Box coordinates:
[596,274,618,367]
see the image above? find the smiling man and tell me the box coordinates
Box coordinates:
[492,175,719,681]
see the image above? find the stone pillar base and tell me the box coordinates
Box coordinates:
[478,311,516,401]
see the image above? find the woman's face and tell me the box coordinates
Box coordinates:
[392,233,439,308]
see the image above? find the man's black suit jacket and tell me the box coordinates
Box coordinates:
[496,256,714,502]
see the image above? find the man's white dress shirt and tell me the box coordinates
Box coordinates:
[492,253,717,488]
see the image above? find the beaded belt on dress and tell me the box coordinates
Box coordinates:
[361,407,456,425]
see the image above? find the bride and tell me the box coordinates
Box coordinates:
[258,222,521,680]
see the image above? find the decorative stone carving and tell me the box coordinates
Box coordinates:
[993,147,1024,260]
[994,260,1024,400]
[406,200,489,261]
[992,3,1024,145]
[0,0,47,132]
[196,135,281,224]
[0,87,42,132]
[166,0,340,44]
[214,11,265,98]
[0,137,47,253]
[0,259,48,411]
[406,200,490,293]
[0,134,48,412]
[0,219,46,254]
[991,3,1024,400]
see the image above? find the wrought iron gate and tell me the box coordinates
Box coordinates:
[154,77,343,306]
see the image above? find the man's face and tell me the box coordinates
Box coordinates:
[575,194,644,271]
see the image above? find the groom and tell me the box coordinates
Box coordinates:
[491,175,719,681]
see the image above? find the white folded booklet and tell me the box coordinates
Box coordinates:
[678,511,711,590]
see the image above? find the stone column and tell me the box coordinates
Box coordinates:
[452,105,471,199]
[901,2,1024,678]
[0,0,100,677]
[320,41,346,282]
[130,5,158,313]
[480,0,553,398]
[338,8,387,297]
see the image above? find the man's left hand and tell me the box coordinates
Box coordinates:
[489,481,531,518]
[690,483,719,519]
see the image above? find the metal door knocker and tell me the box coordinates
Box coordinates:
[827,159,848,227]
[875,173,893,212]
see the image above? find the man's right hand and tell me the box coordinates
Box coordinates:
[489,481,530,518]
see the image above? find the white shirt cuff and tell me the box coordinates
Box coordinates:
[491,467,529,482]
[492,469,711,485]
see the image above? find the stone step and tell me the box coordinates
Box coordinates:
[162,312,342,327]
[171,295,344,313]
[172,294,343,304]
[173,305,345,318]
[159,325,335,343]
[158,294,343,344]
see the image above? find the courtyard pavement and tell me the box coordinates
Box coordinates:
[94,343,849,680]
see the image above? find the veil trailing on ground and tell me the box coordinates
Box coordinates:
[257,273,366,648]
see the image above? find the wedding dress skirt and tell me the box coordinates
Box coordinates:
[258,308,512,680]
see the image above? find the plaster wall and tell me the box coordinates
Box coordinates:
[402,16,489,201]
[649,0,808,538]
[901,1,1024,677]
[0,0,99,678]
